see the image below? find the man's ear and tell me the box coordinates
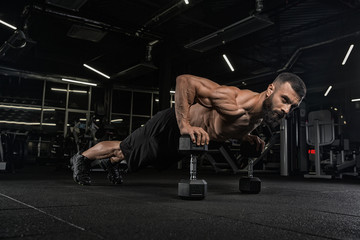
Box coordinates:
[266,83,275,97]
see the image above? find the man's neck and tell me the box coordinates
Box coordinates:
[248,91,266,119]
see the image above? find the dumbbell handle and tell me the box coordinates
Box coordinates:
[190,154,197,180]
[248,159,254,178]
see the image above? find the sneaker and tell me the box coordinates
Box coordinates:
[70,152,91,185]
[99,159,127,185]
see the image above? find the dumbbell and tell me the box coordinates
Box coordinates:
[178,135,208,200]
[239,141,261,194]
[239,159,261,194]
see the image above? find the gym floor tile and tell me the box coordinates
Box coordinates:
[0,165,359,240]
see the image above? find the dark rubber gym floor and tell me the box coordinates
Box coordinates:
[1,165,360,240]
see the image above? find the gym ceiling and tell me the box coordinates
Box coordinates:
[0,0,360,104]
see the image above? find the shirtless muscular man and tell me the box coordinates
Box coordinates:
[70,72,306,185]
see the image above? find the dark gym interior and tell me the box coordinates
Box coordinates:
[1,0,360,239]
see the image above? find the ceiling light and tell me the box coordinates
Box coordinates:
[83,64,110,79]
[61,78,97,86]
[223,54,235,71]
[111,119,123,123]
[51,88,67,92]
[184,0,189,4]
[149,40,159,46]
[351,98,360,102]
[170,90,175,94]
[0,19,17,30]
[79,118,87,121]
[51,87,87,93]
[0,120,55,126]
[342,44,354,65]
[0,104,54,111]
[324,86,332,96]
[70,90,87,93]
[155,99,159,102]
[42,123,57,126]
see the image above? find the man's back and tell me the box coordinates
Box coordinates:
[188,87,263,141]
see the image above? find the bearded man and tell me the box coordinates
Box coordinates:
[70,73,306,185]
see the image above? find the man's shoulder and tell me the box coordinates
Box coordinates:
[235,89,260,110]
[235,88,258,100]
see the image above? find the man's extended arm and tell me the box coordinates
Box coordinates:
[174,74,243,145]
[174,74,216,145]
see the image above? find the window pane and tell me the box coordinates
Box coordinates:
[152,93,159,115]
[91,87,105,111]
[0,77,43,106]
[45,82,67,108]
[42,109,65,134]
[66,112,88,148]
[111,114,130,139]
[133,92,151,116]
[0,107,41,131]
[67,112,87,127]
[68,85,89,110]
[112,90,131,114]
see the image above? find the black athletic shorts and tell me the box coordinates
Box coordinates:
[120,108,182,172]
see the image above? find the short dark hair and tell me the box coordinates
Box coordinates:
[274,72,306,99]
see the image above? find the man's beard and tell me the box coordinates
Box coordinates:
[262,95,285,128]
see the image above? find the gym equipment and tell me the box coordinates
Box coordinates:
[239,159,261,194]
[0,130,28,172]
[280,118,289,176]
[305,110,335,179]
[304,110,360,179]
[204,128,279,174]
[178,135,208,200]
[323,140,359,178]
[0,133,6,171]
[239,142,262,194]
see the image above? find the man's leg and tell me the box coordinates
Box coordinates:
[70,141,126,185]
[84,141,127,184]
[82,141,124,161]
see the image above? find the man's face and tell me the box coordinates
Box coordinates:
[263,82,302,128]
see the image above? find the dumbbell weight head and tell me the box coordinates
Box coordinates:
[239,176,261,194]
[178,179,207,200]
[178,135,208,153]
